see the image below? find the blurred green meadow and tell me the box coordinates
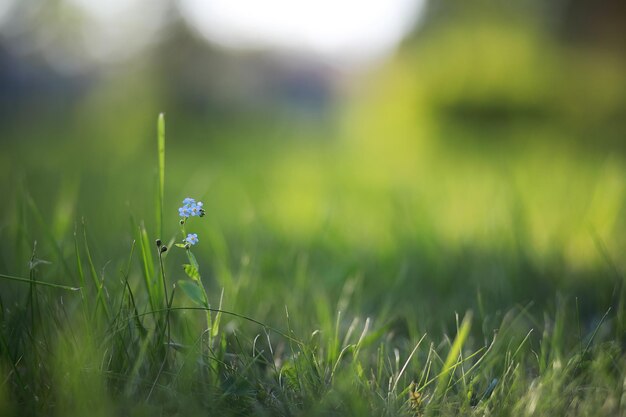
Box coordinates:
[1,2,626,415]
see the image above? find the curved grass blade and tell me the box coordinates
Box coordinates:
[0,273,80,291]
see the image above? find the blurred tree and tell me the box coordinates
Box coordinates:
[561,0,626,55]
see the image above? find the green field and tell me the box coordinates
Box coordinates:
[1,19,626,415]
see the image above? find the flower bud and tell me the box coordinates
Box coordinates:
[160,245,168,253]
[155,239,162,247]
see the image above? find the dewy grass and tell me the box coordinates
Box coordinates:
[0,114,625,416]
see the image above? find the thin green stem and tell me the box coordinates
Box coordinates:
[132,306,305,346]
[157,248,170,344]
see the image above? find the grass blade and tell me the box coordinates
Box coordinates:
[82,220,111,321]
[0,273,80,291]
[136,221,159,313]
[435,311,472,398]
[157,113,165,239]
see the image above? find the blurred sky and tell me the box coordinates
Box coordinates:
[0,0,425,72]
[0,0,623,125]
[178,0,424,63]
[0,1,624,105]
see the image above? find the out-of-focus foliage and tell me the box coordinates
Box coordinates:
[0,0,625,319]
[1,3,626,415]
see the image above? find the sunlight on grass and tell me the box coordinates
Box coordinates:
[0,10,625,414]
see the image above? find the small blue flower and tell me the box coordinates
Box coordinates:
[195,201,206,217]
[179,197,205,218]
[189,204,201,216]
[185,233,199,246]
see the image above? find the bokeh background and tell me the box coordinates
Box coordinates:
[1,0,626,327]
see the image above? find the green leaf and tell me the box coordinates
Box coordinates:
[187,250,199,271]
[177,280,207,307]
[182,264,200,281]
[174,243,187,248]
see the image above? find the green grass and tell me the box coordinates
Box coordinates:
[1,104,625,417]
[1,15,625,415]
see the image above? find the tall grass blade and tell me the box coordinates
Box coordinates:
[392,333,427,392]
[157,113,165,239]
[212,288,224,338]
[136,221,159,313]
[435,311,472,398]
[73,228,86,290]
[82,220,111,321]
